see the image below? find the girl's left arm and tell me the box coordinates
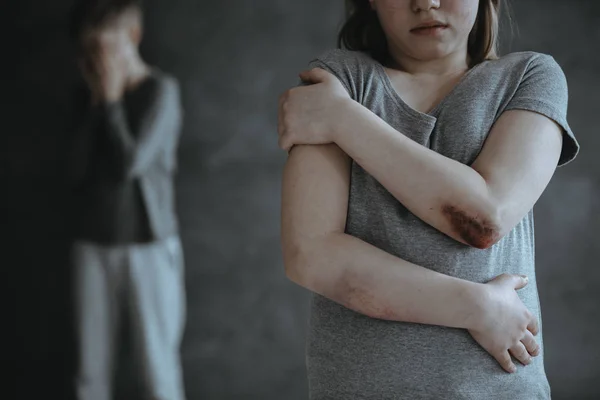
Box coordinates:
[279,58,575,249]
[328,101,563,249]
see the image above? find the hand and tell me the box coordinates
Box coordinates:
[95,45,128,103]
[278,68,352,152]
[79,41,127,104]
[468,273,540,373]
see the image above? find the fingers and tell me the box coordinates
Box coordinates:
[499,272,537,335]
[521,329,540,357]
[277,95,283,138]
[298,70,311,83]
[509,274,538,335]
[495,350,517,374]
[509,341,532,366]
[496,330,540,373]
[299,68,329,84]
[527,313,539,336]
[97,49,112,78]
[490,273,528,290]
[92,44,117,79]
[512,274,529,290]
[277,93,285,150]
[277,91,291,151]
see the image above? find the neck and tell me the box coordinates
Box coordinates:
[387,45,470,78]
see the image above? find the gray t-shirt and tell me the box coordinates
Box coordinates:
[304,49,579,400]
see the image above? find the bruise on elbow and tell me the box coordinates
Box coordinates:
[331,268,396,320]
[441,204,501,249]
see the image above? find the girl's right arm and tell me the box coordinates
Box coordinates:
[281,143,539,373]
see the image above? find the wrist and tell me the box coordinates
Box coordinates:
[331,97,362,144]
[460,281,489,331]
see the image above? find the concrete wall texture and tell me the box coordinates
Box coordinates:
[6,1,599,399]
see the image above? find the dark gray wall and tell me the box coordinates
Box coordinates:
[6,1,599,399]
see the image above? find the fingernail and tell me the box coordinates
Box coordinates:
[520,275,528,282]
[509,364,517,373]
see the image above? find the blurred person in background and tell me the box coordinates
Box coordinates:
[67,0,186,399]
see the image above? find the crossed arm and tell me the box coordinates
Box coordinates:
[69,77,182,185]
[279,68,564,249]
[326,102,564,249]
[281,142,485,327]
[280,129,544,372]
[281,102,563,310]
[279,68,563,372]
[101,77,182,180]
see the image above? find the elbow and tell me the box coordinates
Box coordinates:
[441,204,505,249]
[466,230,502,250]
[281,239,319,288]
[282,244,308,286]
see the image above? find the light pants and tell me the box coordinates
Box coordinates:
[72,236,186,400]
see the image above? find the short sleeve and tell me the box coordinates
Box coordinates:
[304,49,363,101]
[504,54,580,166]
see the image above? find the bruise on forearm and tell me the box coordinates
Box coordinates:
[441,204,501,249]
[329,267,397,321]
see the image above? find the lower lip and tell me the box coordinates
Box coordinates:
[410,26,448,36]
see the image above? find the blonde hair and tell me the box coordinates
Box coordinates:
[339,0,506,67]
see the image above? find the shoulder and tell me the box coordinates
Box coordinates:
[307,48,379,99]
[309,48,378,77]
[483,51,567,84]
[501,52,569,102]
[484,52,578,166]
[310,48,375,67]
[470,51,569,106]
[494,50,554,66]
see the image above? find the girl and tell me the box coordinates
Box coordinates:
[279,0,579,399]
